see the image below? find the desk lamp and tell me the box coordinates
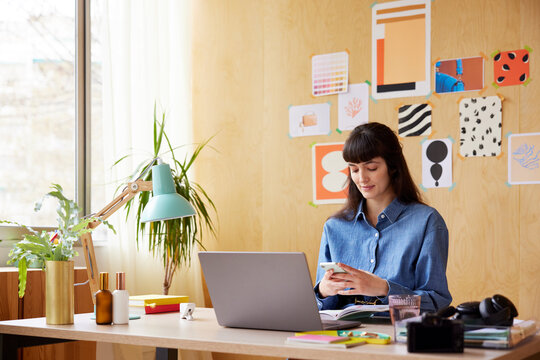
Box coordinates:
[80,158,196,301]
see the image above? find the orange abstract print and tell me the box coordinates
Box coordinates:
[493,49,530,87]
[313,143,348,203]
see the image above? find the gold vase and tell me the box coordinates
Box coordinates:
[45,260,74,325]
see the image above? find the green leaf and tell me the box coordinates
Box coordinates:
[111,104,218,294]
[3,183,116,273]
[18,257,27,297]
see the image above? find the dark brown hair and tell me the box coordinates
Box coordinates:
[333,122,424,220]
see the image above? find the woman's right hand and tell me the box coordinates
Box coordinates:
[319,269,348,298]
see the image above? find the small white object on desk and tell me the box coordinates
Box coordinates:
[180,303,196,321]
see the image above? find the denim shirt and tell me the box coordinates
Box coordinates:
[315,198,452,313]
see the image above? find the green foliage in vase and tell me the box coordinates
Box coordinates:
[1,184,115,297]
[115,105,217,295]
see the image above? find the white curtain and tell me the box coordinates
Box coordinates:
[98,0,205,308]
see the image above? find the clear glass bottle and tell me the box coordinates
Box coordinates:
[95,272,113,325]
[112,272,129,324]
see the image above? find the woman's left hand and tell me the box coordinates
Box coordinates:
[331,263,389,297]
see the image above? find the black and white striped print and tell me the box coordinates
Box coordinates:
[398,103,432,137]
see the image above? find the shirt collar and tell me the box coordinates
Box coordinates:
[355,197,406,224]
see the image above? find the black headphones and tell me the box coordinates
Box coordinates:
[436,294,518,326]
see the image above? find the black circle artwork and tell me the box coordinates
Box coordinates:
[426,140,448,187]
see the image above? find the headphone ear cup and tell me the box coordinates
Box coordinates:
[479,297,495,319]
[479,297,513,326]
[492,294,518,318]
[456,301,482,322]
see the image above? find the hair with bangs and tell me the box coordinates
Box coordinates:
[333,122,424,220]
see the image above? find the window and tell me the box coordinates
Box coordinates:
[89,0,111,241]
[0,0,192,243]
[0,0,76,226]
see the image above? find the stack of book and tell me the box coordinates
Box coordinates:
[129,294,189,314]
[464,320,538,349]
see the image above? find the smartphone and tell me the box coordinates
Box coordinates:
[319,262,347,274]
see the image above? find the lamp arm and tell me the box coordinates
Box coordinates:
[81,179,152,302]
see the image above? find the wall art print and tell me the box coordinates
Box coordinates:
[312,143,348,204]
[435,56,484,94]
[459,96,502,157]
[371,0,431,99]
[493,49,530,87]
[398,103,432,137]
[312,51,349,97]
[338,83,369,131]
[422,138,452,188]
[289,103,331,138]
[508,132,540,185]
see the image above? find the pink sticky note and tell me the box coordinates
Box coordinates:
[287,334,348,344]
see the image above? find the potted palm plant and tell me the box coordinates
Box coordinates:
[1,184,115,324]
[116,106,217,295]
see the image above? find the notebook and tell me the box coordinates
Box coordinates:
[198,251,361,332]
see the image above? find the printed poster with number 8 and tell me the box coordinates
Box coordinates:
[312,143,348,204]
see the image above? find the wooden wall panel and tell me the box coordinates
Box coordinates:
[192,3,540,348]
[192,0,264,256]
[0,269,18,320]
[519,0,540,321]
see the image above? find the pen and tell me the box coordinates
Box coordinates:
[49,231,59,244]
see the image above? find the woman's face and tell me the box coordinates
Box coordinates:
[348,156,395,203]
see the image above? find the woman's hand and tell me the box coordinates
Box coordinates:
[318,268,348,298]
[320,263,389,298]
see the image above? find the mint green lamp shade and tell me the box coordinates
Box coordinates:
[140,163,196,222]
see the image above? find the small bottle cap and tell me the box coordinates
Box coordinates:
[99,272,109,290]
[116,272,126,290]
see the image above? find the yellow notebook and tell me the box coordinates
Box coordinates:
[129,294,189,307]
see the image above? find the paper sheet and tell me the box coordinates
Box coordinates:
[398,103,432,137]
[459,96,502,157]
[372,0,431,99]
[312,143,348,204]
[338,83,369,131]
[435,56,484,94]
[422,138,452,188]
[289,103,331,138]
[312,51,349,97]
[508,133,540,184]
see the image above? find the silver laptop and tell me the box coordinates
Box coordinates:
[199,251,361,332]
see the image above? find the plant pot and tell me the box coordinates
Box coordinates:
[45,260,74,325]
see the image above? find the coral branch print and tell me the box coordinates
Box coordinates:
[345,97,362,119]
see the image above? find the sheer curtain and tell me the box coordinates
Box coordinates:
[96,2,209,358]
[98,0,205,306]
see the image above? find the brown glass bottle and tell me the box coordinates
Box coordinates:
[95,272,113,325]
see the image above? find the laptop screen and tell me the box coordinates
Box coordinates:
[199,251,325,331]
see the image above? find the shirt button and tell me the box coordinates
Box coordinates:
[375,233,379,238]
[381,214,385,219]
[370,259,375,263]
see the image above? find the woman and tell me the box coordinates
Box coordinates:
[315,122,452,313]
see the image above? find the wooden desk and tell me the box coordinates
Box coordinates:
[0,308,539,360]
